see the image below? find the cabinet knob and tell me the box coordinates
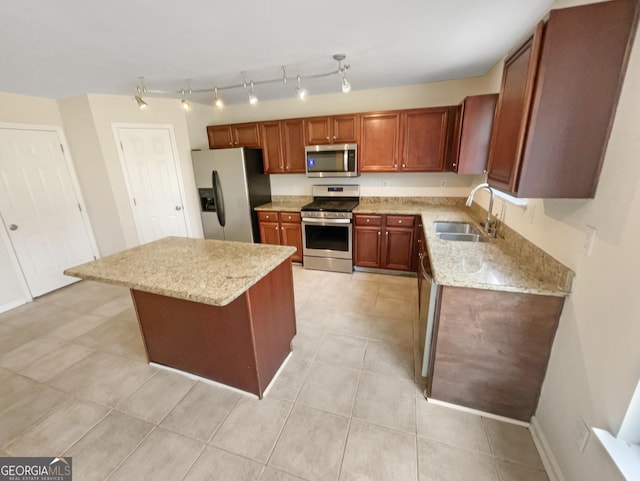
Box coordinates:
[366,219,370,223]
[326,136,329,140]
[483,169,488,174]
[275,226,278,230]
[452,163,457,168]
[386,231,389,236]
[398,220,402,224]
[393,163,397,168]
[402,163,406,168]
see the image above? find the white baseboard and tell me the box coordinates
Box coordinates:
[0,298,28,315]
[426,397,530,427]
[531,415,567,481]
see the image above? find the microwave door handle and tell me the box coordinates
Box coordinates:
[344,149,348,171]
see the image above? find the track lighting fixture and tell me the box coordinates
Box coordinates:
[134,77,148,110]
[213,87,223,108]
[134,54,352,109]
[296,75,308,100]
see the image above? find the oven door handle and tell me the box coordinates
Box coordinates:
[302,217,352,224]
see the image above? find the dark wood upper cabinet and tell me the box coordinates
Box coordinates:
[260,121,284,173]
[281,119,306,173]
[207,123,261,149]
[359,112,401,172]
[488,0,639,198]
[448,94,499,175]
[401,108,450,172]
[207,125,234,149]
[304,115,359,144]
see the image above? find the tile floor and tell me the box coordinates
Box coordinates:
[0,266,550,481]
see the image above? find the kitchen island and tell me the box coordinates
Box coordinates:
[64,236,297,398]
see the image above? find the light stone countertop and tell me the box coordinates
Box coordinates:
[64,237,296,307]
[419,207,572,297]
[255,196,312,212]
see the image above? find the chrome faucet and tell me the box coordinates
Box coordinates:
[466,182,497,237]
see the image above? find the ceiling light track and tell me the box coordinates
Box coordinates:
[133,54,351,110]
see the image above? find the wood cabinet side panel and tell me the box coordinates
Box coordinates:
[430,286,563,421]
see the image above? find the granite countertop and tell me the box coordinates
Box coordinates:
[419,207,572,297]
[64,237,296,307]
[255,196,312,212]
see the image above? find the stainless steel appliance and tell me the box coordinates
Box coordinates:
[419,249,440,394]
[301,185,359,273]
[305,144,358,177]
[192,148,271,242]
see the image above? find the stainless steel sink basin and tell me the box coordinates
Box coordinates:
[436,232,488,242]
[433,221,488,242]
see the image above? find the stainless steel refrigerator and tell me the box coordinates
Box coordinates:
[191,148,271,242]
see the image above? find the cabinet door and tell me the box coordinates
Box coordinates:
[354,226,381,268]
[232,123,261,148]
[332,115,359,143]
[455,94,499,175]
[280,214,302,263]
[282,119,306,173]
[261,122,284,173]
[305,117,331,144]
[401,108,449,172]
[207,125,233,149]
[382,226,415,271]
[259,221,281,246]
[487,23,544,194]
[359,112,401,172]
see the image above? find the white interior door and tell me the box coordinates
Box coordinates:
[0,128,96,297]
[116,127,188,244]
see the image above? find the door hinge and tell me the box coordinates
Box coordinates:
[93,256,97,260]
[77,203,82,212]
[60,144,64,153]
[120,142,124,151]
[133,198,137,206]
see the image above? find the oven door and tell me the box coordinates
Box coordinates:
[302,218,352,260]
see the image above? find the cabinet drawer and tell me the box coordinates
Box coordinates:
[386,215,415,227]
[279,212,301,223]
[355,215,382,226]
[257,211,278,222]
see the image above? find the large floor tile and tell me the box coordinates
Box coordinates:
[19,342,93,382]
[161,382,240,441]
[210,396,292,462]
[183,445,264,481]
[363,339,414,380]
[483,419,544,468]
[339,419,417,481]
[117,369,195,423]
[0,371,40,412]
[495,459,550,481]
[368,315,413,346]
[260,467,309,481]
[5,399,109,456]
[267,354,312,402]
[373,296,413,321]
[0,384,69,447]
[269,404,349,481]
[47,351,157,407]
[65,411,153,481]
[316,333,367,369]
[0,336,67,371]
[417,437,499,481]
[108,427,204,481]
[291,327,324,360]
[49,313,110,341]
[297,361,359,416]
[353,372,416,433]
[416,401,492,455]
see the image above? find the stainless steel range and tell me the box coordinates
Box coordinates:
[301,185,360,273]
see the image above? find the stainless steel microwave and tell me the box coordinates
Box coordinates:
[305,144,358,177]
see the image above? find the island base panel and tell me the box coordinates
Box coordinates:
[131,261,296,398]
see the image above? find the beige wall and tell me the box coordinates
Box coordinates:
[0,92,69,309]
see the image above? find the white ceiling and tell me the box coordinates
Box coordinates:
[0,0,554,105]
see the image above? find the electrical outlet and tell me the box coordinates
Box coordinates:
[526,204,536,223]
[583,226,596,256]
[573,417,590,452]
[440,179,447,187]
[382,180,389,188]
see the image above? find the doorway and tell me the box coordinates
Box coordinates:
[0,126,98,298]
[113,125,189,244]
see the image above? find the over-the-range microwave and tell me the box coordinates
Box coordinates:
[305,144,358,177]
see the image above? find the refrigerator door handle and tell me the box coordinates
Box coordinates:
[212,170,226,227]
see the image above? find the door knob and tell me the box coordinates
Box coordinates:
[175,206,182,211]
[9,224,18,231]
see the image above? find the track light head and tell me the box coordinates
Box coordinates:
[135,95,148,110]
[341,76,351,94]
[295,76,307,100]
[248,81,258,105]
[181,98,191,111]
[213,87,224,108]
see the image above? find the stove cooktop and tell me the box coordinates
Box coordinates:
[301,198,359,213]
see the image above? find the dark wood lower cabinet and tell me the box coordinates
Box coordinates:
[354,214,416,272]
[429,286,564,421]
[258,211,302,263]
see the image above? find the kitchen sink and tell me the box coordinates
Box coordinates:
[433,221,488,242]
